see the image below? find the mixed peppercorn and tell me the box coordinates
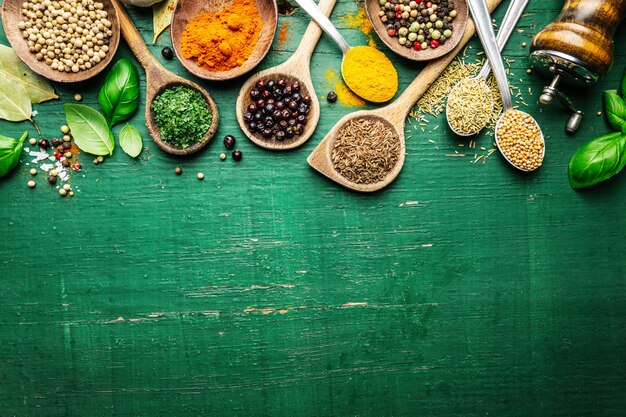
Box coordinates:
[378,0,457,51]
[243,77,311,142]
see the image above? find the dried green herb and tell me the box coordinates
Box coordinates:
[151,86,212,148]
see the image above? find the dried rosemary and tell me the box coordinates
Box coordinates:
[446,78,494,135]
[331,117,401,184]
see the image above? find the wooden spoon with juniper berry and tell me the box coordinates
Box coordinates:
[235,0,338,151]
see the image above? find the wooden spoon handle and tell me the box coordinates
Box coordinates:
[110,0,160,71]
[291,0,339,62]
[385,0,502,125]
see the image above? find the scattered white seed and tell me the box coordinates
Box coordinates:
[59,188,67,196]
[50,169,58,177]
[60,125,70,134]
[28,180,36,188]
[63,183,71,191]
[74,94,82,101]
[29,138,37,146]
[197,172,204,180]
[29,168,37,176]
[219,153,226,160]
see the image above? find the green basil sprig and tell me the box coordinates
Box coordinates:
[0,131,28,178]
[568,74,626,189]
[569,132,626,188]
[119,124,142,158]
[65,104,115,156]
[98,58,139,126]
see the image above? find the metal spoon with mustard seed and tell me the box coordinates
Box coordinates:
[446,0,529,137]
[468,0,545,171]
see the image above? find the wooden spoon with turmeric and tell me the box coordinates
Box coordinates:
[235,0,337,151]
[307,0,503,192]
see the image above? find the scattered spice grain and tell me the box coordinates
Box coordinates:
[197,172,205,180]
[175,166,183,175]
[29,138,37,146]
[220,153,226,160]
[29,168,37,176]
[27,180,36,188]
[74,94,83,102]
[332,117,400,184]
[232,150,242,161]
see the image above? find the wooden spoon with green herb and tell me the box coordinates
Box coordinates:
[110,0,219,156]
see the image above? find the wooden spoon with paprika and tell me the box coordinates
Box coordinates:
[235,0,338,151]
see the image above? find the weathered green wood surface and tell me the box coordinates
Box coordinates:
[1,0,625,415]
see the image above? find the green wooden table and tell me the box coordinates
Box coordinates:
[1,0,625,415]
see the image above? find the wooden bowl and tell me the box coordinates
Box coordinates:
[1,0,120,83]
[364,0,468,61]
[171,0,278,81]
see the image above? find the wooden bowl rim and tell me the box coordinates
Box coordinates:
[147,81,220,156]
[170,0,278,81]
[364,0,468,62]
[1,0,121,83]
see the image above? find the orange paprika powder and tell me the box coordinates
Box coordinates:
[181,0,262,72]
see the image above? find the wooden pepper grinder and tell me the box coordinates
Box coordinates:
[530,0,626,133]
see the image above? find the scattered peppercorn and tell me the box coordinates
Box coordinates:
[50,169,58,177]
[69,191,75,197]
[47,176,57,185]
[244,77,310,142]
[61,142,72,151]
[29,168,37,176]
[38,139,50,150]
[60,125,70,134]
[63,184,71,191]
[232,150,242,161]
[327,91,338,103]
[175,166,183,175]
[97,156,104,163]
[224,135,236,149]
[62,135,71,142]
[220,153,226,160]
[54,151,62,160]
[64,151,73,159]
[27,180,36,188]
[197,172,205,180]
[74,94,83,101]
[29,137,37,146]
[62,159,71,167]
[73,162,81,171]
[522,42,527,47]
[51,138,61,147]
[59,188,67,197]
[162,47,174,60]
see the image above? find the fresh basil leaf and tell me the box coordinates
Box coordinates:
[65,104,115,156]
[98,58,139,126]
[0,131,27,178]
[568,131,626,189]
[603,90,626,132]
[621,71,626,98]
[119,124,142,158]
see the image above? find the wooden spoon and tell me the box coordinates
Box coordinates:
[364,0,468,62]
[307,0,502,192]
[171,0,278,81]
[235,0,337,151]
[111,0,219,156]
[1,0,121,83]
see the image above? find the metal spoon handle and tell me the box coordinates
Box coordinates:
[468,0,513,109]
[477,0,529,79]
[291,0,351,54]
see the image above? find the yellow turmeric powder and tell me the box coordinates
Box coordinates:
[181,0,262,72]
[325,68,365,107]
[342,46,398,102]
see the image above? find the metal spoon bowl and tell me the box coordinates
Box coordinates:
[446,0,529,136]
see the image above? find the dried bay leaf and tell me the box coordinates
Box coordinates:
[0,45,57,104]
[0,77,32,122]
[153,0,176,43]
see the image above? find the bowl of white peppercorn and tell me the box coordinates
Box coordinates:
[1,0,120,83]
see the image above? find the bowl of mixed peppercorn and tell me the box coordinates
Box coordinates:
[364,0,468,61]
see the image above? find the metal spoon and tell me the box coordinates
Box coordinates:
[446,0,529,136]
[468,0,545,171]
[291,0,397,102]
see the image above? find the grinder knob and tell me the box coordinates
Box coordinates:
[531,0,626,80]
